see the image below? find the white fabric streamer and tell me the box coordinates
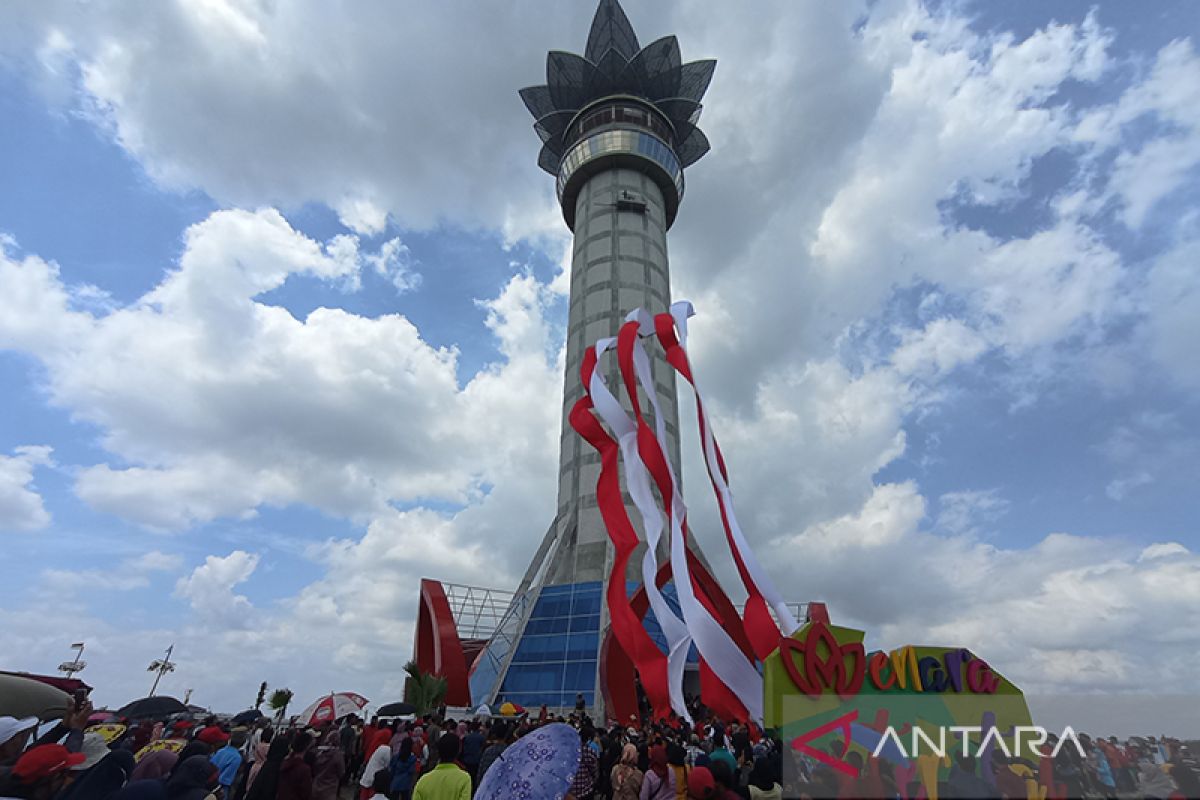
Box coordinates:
[665,302,799,636]
[586,338,693,722]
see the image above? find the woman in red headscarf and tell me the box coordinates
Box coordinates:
[640,744,676,800]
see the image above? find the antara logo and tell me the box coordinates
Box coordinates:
[872,725,1086,761]
[779,622,1000,698]
[789,711,1086,776]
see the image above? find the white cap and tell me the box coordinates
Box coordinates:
[72,732,110,770]
[0,716,38,747]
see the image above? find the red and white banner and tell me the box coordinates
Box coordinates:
[569,302,797,722]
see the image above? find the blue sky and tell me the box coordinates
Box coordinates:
[0,0,1197,733]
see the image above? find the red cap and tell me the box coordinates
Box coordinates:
[197,725,230,745]
[687,765,716,799]
[12,744,87,783]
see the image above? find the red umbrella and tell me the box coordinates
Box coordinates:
[295,692,369,725]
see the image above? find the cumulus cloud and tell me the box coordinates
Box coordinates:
[175,550,260,626]
[765,483,1200,696]
[0,445,55,532]
[1,210,560,538]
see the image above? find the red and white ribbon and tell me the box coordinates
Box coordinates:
[569,349,674,720]
[570,301,793,722]
[585,336,693,723]
[656,302,799,658]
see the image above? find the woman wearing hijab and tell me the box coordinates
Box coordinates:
[166,755,220,800]
[243,726,273,792]
[389,737,418,800]
[129,749,179,783]
[244,734,289,800]
[641,744,677,800]
[58,749,137,800]
[276,732,314,800]
[167,742,211,779]
[111,756,219,800]
[358,729,393,800]
[311,729,345,800]
[612,743,645,800]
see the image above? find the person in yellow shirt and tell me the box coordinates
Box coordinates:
[413,733,471,800]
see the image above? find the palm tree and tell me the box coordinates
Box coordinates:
[267,688,294,722]
[403,661,447,715]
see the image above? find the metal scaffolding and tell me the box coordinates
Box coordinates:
[440,582,518,641]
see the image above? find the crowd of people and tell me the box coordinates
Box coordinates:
[0,693,1197,799]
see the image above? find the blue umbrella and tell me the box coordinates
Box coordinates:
[476,722,581,800]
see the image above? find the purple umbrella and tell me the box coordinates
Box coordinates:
[476,722,581,800]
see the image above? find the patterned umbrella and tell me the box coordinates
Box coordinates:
[134,738,184,762]
[295,692,369,726]
[0,674,71,720]
[475,723,581,800]
[86,723,128,744]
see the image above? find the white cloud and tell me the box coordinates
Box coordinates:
[1,210,559,537]
[366,237,421,295]
[1075,39,1200,229]
[0,445,55,532]
[40,550,184,595]
[764,484,1200,698]
[936,489,1010,536]
[1105,471,1153,501]
[335,197,389,237]
[890,318,988,379]
[174,550,260,626]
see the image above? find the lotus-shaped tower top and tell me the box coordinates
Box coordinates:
[519,0,716,229]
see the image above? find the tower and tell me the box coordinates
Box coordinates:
[527,0,715,590]
[443,0,717,720]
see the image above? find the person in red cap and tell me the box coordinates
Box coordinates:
[196,725,230,747]
[686,765,716,799]
[3,744,86,799]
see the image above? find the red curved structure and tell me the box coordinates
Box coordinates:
[414,578,471,707]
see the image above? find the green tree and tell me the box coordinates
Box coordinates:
[403,661,447,715]
[267,688,293,721]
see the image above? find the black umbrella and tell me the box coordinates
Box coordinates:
[376,701,416,717]
[232,709,263,726]
[116,696,188,719]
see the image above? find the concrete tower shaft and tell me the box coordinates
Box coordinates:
[550,165,681,584]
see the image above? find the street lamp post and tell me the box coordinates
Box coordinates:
[57,643,87,679]
[147,645,177,697]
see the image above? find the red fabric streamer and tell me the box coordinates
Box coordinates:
[654,313,784,662]
[568,347,673,720]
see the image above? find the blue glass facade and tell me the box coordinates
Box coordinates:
[490,580,698,711]
[496,582,602,709]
